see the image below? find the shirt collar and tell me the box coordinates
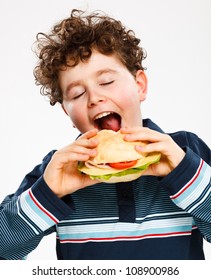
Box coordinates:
[143,118,164,133]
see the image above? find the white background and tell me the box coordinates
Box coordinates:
[0,0,210,260]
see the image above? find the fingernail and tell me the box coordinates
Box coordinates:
[91,139,99,145]
[90,149,97,156]
[135,145,145,151]
[123,134,131,140]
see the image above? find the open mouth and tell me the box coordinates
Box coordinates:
[94,112,121,131]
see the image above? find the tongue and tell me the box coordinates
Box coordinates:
[100,114,121,131]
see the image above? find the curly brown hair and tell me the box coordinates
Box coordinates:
[33,9,147,105]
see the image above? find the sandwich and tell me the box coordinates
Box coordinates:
[78,129,161,183]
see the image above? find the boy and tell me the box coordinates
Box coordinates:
[0,9,210,260]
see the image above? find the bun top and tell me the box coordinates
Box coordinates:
[90,129,147,164]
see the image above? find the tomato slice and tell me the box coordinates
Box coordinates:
[108,160,138,169]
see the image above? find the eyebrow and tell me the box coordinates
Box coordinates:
[95,68,118,77]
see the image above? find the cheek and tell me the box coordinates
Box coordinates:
[117,89,140,108]
[64,103,90,131]
[68,106,85,123]
[63,102,77,121]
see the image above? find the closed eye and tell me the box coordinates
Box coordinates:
[100,81,114,86]
[73,91,86,100]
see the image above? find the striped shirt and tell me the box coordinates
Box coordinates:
[0,119,211,259]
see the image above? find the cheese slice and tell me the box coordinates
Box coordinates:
[78,153,161,176]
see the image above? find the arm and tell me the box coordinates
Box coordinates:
[160,133,211,242]
[0,152,73,259]
[121,127,211,242]
[0,129,99,259]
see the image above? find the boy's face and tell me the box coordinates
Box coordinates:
[60,51,147,133]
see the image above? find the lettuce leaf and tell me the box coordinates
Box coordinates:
[89,161,156,181]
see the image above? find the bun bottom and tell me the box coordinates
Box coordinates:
[95,170,145,183]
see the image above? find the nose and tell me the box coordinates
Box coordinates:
[87,90,106,107]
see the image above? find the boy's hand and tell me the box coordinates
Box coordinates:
[43,129,99,197]
[121,127,185,177]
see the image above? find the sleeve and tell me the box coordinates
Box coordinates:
[160,132,211,242]
[0,151,75,260]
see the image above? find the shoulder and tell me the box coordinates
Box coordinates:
[145,119,210,165]
[168,130,211,164]
[42,149,57,163]
[168,130,197,145]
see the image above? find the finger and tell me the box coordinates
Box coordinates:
[76,129,99,149]
[60,144,98,158]
[135,142,166,154]
[121,127,143,133]
[78,129,99,140]
[60,134,99,155]
[74,138,99,150]
[53,142,98,164]
[52,150,91,166]
[121,127,168,143]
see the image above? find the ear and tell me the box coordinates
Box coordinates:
[61,104,68,115]
[61,104,76,128]
[135,70,148,102]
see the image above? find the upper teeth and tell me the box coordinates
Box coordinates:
[94,112,113,120]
